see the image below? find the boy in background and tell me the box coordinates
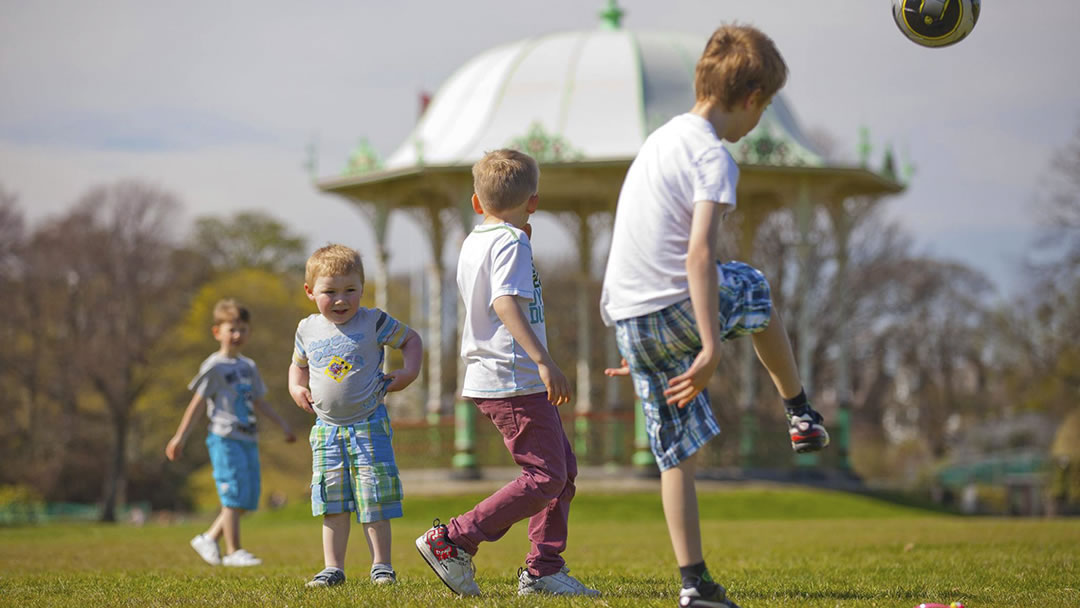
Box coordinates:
[289,244,422,588]
[601,25,830,608]
[166,298,296,567]
[415,149,598,597]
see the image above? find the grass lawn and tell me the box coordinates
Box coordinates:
[1,488,1077,607]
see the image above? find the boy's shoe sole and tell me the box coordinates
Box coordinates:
[788,409,830,453]
[678,585,740,608]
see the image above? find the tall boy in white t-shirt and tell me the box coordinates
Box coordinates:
[415,149,598,598]
[601,25,829,608]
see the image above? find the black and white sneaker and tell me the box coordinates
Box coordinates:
[787,405,830,453]
[305,567,345,588]
[678,582,740,608]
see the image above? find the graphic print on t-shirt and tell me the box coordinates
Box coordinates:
[528,264,544,324]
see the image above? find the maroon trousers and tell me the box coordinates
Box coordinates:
[447,391,577,577]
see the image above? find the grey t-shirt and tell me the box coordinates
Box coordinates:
[292,309,410,425]
[188,352,267,442]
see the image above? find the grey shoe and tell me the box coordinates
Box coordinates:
[518,565,600,596]
[678,582,739,608]
[306,567,346,588]
[370,563,396,585]
[415,519,480,596]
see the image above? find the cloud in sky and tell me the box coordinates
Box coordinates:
[2,0,1078,294]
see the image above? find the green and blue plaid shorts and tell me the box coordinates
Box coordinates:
[615,261,772,471]
[309,404,403,523]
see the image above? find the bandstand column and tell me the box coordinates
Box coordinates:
[826,198,858,472]
[452,194,481,478]
[573,209,595,460]
[794,178,820,467]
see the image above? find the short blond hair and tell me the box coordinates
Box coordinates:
[695,24,787,109]
[472,149,540,212]
[213,298,250,326]
[305,244,364,287]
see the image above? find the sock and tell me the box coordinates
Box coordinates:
[784,389,809,413]
[371,562,393,572]
[679,561,717,592]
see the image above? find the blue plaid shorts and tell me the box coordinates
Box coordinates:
[614,262,772,471]
[309,404,403,523]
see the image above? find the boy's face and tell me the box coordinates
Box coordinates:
[212,320,250,353]
[306,272,364,325]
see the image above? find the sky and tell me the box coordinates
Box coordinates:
[2,0,1079,295]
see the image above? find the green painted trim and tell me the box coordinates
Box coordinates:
[555,31,589,135]
[626,30,649,143]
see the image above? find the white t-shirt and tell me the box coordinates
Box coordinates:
[457,222,548,398]
[600,113,738,325]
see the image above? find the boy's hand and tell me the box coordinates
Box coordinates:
[289,385,315,413]
[664,349,720,408]
[384,368,419,393]
[539,361,571,406]
[604,358,630,377]
[165,436,184,461]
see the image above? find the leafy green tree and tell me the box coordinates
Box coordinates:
[191,211,307,275]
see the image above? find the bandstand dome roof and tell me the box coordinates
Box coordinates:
[319,11,903,207]
[385,27,824,169]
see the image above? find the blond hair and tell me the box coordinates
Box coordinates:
[305,244,365,287]
[695,24,787,109]
[472,149,540,212]
[212,298,250,326]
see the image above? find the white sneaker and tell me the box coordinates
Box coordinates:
[415,519,480,596]
[222,549,262,567]
[518,565,600,596]
[189,534,220,566]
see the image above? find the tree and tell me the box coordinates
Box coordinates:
[48,181,209,520]
[191,211,307,275]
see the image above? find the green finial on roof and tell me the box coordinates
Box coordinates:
[599,0,624,30]
[881,144,897,181]
[857,126,872,168]
[344,137,381,176]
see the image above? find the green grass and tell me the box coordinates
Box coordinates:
[1,489,1078,607]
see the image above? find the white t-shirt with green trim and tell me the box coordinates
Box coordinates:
[457,222,548,399]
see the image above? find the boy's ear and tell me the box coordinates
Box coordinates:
[471,193,485,215]
[526,193,539,214]
[744,88,764,110]
[304,283,315,300]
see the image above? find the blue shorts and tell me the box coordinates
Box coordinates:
[206,434,261,511]
[309,404,403,523]
[614,261,772,471]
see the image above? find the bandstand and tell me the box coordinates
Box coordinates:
[316,2,904,476]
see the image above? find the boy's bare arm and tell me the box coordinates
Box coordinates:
[253,397,296,442]
[492,295,571,405]
[385,328,423,392]
[288,362,315,413]
[665,200,727,407]
[166,393,206,461]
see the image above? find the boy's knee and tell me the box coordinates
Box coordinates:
[528,468,568,500]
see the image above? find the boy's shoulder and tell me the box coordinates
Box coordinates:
[468,222,529,244]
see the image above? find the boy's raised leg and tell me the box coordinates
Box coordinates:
[750,308,829,453]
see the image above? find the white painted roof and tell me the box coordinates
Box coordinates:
[385,27,825,169]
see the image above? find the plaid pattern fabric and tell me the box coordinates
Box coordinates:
[615,262,772,471]
[309,404,403,523]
